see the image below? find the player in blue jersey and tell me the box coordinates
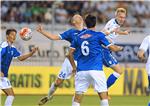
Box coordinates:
[101,8,130,89]
[0,29,38,106]
[68,14,123,106]
[36,14,85,105]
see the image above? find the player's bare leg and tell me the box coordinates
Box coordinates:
[38,78,64,105]
[72,92,84,106]
[98,92,109,106]
[2,88,15,106]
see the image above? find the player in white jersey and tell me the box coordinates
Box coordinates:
[103,8,129,44]
[36,14,84,105]
[137,35,150,96]
[101,8,130,89]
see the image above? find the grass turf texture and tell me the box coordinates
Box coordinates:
[1,95,149,106]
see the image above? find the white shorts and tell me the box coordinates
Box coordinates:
[58,58,77,79]
[0,77,12,89]
[75,70,107,93]
[146,63,150,75]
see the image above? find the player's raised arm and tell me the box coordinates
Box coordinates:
[108,45,123,52]
[137,36,149,62]
[18,47,38,61]
[114,28,130,35]
[36,24,60,40]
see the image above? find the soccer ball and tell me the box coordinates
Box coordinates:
[19,27,32,41]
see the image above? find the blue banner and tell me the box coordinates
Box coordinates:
[112,44,148,63]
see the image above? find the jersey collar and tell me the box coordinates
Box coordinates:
[115,19,120,25]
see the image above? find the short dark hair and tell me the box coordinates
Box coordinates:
[85,14,96,28]
[6,29,17,36]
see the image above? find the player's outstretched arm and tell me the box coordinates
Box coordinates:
[18,47,38,61]
[36,25,60,40]
[67,48,76,74]
[137,49,145,62]
[108,45,123,52]
[102,28,130,36]
[116,30,130,35]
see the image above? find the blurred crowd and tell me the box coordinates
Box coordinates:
[1,1,150,27]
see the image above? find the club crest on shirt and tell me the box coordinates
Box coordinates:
[11,51,14,55]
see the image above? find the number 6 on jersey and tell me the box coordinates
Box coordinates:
[81,41,89,56]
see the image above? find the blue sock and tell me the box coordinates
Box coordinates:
[107,74,118,88]
[148,76,150,89]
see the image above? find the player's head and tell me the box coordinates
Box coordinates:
[115,8,127,25]
[6,28,17,44]
[85,14,96,28]
[71,14,84,28]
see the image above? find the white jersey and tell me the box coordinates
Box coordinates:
[139,35,150,64]
[103,18,120,44]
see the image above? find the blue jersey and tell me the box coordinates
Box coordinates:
[1,42,21,77]
[71,29,111,72]
[59,28,86,60]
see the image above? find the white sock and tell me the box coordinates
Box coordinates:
[113,72,121,78]
[4,96,14,106]
[72,96,75,102]
[72,101,80,106]
[48,82,57,98]
[101,99,109,106]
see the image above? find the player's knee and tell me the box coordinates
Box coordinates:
[54,79,64,87]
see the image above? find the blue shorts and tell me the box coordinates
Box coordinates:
[101,48,118,67]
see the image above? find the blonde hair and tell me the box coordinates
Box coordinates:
[115,8,127,16]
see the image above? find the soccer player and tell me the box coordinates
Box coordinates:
[36,14,85,105]
[0,28,38,106]
[102,8,130,88]
[137,35,150,95]
[68,14,123,106]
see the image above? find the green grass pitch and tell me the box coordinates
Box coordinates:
[1,95,149,106]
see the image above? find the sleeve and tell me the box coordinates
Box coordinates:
[13,48,21,58]
[59,29,72,40]
[98,32,111,47]
[0,47,6,57]
[139,36,149,52]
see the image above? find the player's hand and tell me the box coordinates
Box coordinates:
[36,25,43,33]
[124,30,130,35]
[0,72,4,77]
[72,68,76,76]
[31,47,38,54]
[140,58,146,62]
[118,46,124,51]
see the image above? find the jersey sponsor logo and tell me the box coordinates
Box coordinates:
[80,34,92,39]
[74,33,79,35]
